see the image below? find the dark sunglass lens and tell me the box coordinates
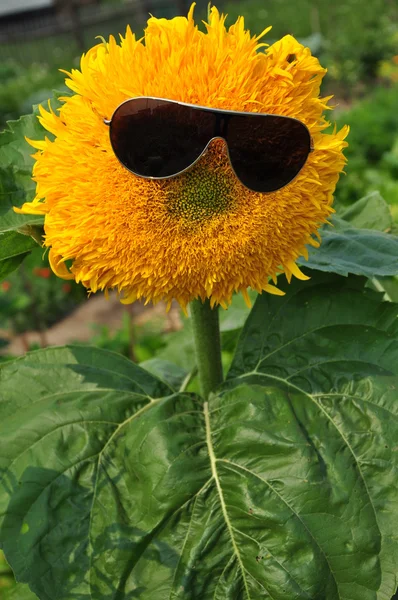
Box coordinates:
[110,98,215,178]
[227,115,311,192]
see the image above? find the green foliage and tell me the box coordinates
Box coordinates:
[0,231,38,282]
[0,94,64,204]
[139,358,190,391]
[337,85,398,166]
[0,102,87,336]
[0,246,86,335]
[0,61,67,129]
[152,292,257,379]
[86,313,136,359]
[376,276,398,303]
[1,549,37,599]
[0,166,42,234]
[335,85,398,210]
[0,95,66,284]
[219,0,397,91]
[338,191,393,231]
[0,270,397,599]
[3,583,38,600]
[87,312,168,362]
[0,549,13,593]
[0,106,46,264]
[0,0,395,99]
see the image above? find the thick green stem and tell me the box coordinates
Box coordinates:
[190,298,224,400]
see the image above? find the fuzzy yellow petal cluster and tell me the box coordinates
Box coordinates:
[17,4,348,311]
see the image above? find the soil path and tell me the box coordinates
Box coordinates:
[1,293,181,356]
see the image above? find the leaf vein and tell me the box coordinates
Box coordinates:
[204,402,251,600]
[255,323,391,373]
[0,420,119,491]
[231,525,311,599]
[212,554,235,600]
[312,392,398,418]
[87,398,164,599]
[218,458,340,598]
[168,478,213,599]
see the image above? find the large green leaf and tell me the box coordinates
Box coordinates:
[0,346,203,600]
[298,194,398,278]
[0,274,397,600]
[298,216,398,277]
[228,271,398,599]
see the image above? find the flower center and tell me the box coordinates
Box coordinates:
[165,148,236,224]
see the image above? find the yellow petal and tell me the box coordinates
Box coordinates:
[285,260,310,281]
[13,201,47,215]
[263,283,285,296]
[13,4,347,310]
[49,249,74,280]
[241,288,252,308]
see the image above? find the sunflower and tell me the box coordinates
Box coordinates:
[16,4,348,311]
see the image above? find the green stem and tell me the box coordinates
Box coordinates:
[190,298,224,400]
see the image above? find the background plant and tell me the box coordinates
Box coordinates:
[334,84,398,220]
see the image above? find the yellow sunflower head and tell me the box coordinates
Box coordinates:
[16,3,348,311]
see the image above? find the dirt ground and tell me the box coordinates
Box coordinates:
[1,293,182,356]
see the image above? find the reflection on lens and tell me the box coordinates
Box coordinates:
[110,98,216,178]
[227,114,311,192]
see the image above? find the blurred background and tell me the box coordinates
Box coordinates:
[0,0,397,594]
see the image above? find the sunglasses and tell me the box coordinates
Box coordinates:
[104,97,314,193]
